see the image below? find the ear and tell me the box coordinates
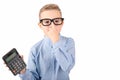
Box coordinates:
[38,22,42,29]
[62,21,64,25]
[61,21,64,28]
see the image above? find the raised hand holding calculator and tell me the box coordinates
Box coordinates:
[2,48,26,76]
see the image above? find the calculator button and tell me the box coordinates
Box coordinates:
[7,56,26,75]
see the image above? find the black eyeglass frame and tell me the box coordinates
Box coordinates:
[40,18,64,26]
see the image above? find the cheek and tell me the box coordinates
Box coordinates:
[57,26,62,32]
[42,26,49,31]
[41,26,49,33]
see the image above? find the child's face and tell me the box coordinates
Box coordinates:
[38,10,63,36]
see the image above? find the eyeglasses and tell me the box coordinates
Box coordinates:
[40,18,64,26]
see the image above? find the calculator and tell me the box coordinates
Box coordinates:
[2,48,26,75]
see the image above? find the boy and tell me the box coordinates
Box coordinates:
[20,3,75,80]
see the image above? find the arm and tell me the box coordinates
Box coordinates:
[19,48,41,80]
[53,37,75,72]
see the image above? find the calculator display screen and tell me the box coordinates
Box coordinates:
[6,52,17,62]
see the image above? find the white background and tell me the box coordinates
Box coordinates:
[0,0,120,80]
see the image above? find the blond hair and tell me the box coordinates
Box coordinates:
[39,4,62,18]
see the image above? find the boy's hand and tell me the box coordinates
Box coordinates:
[20,55,26,74]
[46,26,59,43]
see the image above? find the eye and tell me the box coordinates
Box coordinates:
[54,18,62,24]
[44,20,50,24]
[42,19,51,25]
[54,19,59,23]
[54,19,60,23]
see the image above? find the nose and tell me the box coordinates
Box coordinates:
[49,22,55,28]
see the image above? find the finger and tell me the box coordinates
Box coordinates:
[21,55,23,58]
[20,68,26,74]
[4,63,10,71]
[20,55,24,60]
[3,63,8,67]
[52,26,57,31]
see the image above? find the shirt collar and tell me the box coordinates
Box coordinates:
[43,34,62,45]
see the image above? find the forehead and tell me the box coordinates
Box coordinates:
[40,10,61,19]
